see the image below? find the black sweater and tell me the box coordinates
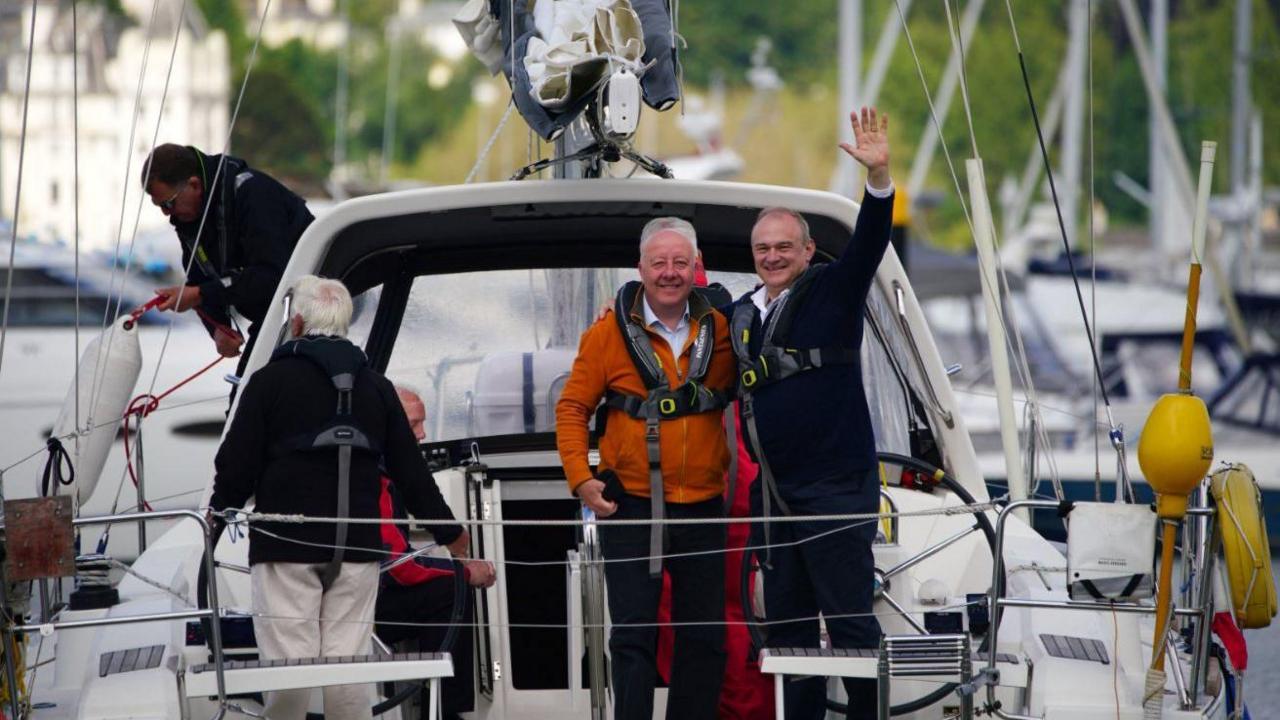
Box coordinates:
[730,191,895,513]
[209,336,462,565]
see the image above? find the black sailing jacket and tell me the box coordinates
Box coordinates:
[209,335,463,565]
[170,150,313,334]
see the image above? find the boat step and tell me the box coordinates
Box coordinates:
[759,647,1027,688]
[183,651,453,698]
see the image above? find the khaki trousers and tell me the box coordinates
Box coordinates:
[251,562,380,720]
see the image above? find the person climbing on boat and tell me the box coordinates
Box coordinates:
[556,218,736,720]
[209,276,468,720]
[729,106,895,720]
[141,143,314,378]
[375,386,495,720]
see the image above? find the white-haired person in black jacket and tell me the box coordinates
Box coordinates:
[210,275,468,720]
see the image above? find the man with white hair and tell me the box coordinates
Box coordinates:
[556,219,735,719]
[210,275,469,720]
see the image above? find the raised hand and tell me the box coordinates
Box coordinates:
[838,106,891,190]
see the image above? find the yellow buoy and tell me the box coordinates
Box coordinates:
[1137,392,1214,519]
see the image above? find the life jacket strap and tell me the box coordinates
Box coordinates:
[738,346,860,390]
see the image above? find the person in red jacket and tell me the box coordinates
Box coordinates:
[375,387,495,720]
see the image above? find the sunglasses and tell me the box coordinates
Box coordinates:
[159,183,188,212]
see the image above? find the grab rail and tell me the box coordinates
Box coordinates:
[0,509,231,720]
[984,499,1213,720]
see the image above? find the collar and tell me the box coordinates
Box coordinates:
[750,284,791,317]
[641,294,690,333]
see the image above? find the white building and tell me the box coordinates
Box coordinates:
[0,0,228,252]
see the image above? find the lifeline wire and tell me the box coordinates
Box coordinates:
[0,0,40,385]
[245,599,985,633]
[221,498,1003,529]
[243,515,901,569]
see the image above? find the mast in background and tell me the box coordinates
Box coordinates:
[830,0,861,198]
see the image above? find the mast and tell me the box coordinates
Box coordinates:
[1149,0,1174,261]
[332,0,351,200]
[905,0,985,202]
[1059,0,1088,249]
[830,0,861,198]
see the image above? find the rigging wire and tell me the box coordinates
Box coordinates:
[140,0,274,402]
[1000,0,1112,413]
[942,0,1062,496]
[1088,0,1101,500]
[73,0,82,447]
[466,100,516,183]
[90,0,279,542]
[896,0,1061,492]
[85,0,163,433]
[0,0,40,385]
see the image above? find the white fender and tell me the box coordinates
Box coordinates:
[49,316,142,508]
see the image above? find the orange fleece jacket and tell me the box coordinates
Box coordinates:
[556,298,735,504]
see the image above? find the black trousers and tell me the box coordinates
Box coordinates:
[375,575,475,716]
[599,494,726,720]
[759,475,882,720]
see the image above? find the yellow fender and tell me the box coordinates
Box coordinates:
[1210,464,1276,628]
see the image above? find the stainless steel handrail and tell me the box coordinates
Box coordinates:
[0,508,229,720]
[984,499,1213,720]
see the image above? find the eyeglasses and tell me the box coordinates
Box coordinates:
[159,183,187,212]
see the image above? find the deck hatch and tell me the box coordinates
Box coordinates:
[1039,633,1110,664]
[98,645,165,677]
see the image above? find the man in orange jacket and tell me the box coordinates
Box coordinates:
[557,217,735,720]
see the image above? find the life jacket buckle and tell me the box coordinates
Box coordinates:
[742,369,758,387]
[658,397,678,416]
[645,418,660,441]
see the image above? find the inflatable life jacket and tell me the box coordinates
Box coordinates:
[270,336,379,590]
[605,281,729,576]
[1210,464,1276,629]
[728,266,859,562]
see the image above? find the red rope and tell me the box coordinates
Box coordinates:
[119,293,237,509]
[132,291,242,341]
[122,355,225,511]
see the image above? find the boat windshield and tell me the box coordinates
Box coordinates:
[350,267,915,454]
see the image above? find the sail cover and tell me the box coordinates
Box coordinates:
[455,0,680,140]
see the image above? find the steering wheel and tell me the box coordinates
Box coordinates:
[740,451,1002,716]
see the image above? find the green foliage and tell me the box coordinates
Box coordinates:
[194,0,248,60]
[350,41,480,172]
[679,0,840,87]
[231,63,331,188]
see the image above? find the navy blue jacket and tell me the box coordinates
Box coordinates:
[731,191,895,512]
[172,151,313,334]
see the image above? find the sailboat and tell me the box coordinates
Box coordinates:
[0,1,1271,719]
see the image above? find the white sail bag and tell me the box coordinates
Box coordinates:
[1066,501,1157,601]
